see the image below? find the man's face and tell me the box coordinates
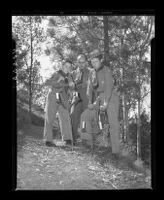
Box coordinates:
[91,57,101,70]
[78,56,86,69]
[63,62,71,73]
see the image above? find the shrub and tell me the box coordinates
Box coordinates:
[129,112,151,166]
[31,112,44,127]
[17,105,30,130]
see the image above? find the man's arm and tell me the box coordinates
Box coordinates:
[86,78,93,104]
[72,69,82,84]
[68,73,75,89]
[44,73,64,88]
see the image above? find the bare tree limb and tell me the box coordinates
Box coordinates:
[140,17,153,52]
[79,16,104,41]
[141,89,151,101]
[131,16,138,24]
[65,16,89,50]
[24,56,29,70]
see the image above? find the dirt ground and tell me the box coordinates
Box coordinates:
[16,124,151,190]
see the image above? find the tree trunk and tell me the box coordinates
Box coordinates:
[119,97,124,142]
[122,94,129,143]
[135,17,153,160]
[136,53,142,159]
[125,102,129,142]
[137,98,141,158]
[29,17,33,122]
[122,94,126,142]
[120,62,129,143]
[103,16,110,68]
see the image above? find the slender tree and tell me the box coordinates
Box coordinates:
[12,16,46,121]
[103,16,110,67]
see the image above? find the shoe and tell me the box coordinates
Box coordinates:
[73,140,78,146]
[81,128,86,133]
[111,153,120,160]
[45,141,57,147]
[65,140,72,145]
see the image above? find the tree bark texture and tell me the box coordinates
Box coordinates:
[103,16,110,68]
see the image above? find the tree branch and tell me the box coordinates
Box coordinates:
[65,16,89,50]
[141,89,151,101]
[24,56,29,70]
[131,16,138,24]
[79,16,104,41]
[140,17,153,52]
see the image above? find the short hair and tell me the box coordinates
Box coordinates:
[96,54,103,60]
[89,49,103,61]
[63,59,72,65]
[77,54,87,61]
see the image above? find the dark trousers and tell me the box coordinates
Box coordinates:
[79,87,89,112]
[71,87,89,141]
[71,101,82,141]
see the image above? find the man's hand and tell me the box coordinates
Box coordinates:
[100,101,108,111]
[88,103,94,109]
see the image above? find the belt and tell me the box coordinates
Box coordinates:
[97,91,104,96]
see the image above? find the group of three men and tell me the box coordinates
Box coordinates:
[43,49,120,156]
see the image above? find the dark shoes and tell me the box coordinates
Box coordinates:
[72,140,79,146]
[65,140,78,146]
[111,153,120,160]
[81,128,86,133]
[45,141,57,147]
[65,140,72,145]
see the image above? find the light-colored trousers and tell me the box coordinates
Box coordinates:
[58,106,72,141]
[80,108,99,146]
[99,91,120,154]
[43,90,72,142]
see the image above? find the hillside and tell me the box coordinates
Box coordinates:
[16,98,151,190]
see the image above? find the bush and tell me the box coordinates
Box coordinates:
[17,89,29,104]
[140,114,151,166]
[17,105,30,130]
[129,112,151,166]
[31,112,44,127]
[17,99,44,128]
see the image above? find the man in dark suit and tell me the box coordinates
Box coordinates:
[70,54,93,144]
[89,49,120,156]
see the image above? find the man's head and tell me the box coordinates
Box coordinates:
[62,60,72,74]
[89,49,103,71]
[77,54,87,69]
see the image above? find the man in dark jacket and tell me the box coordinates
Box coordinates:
[89,49,120,156]
[70,54,93,144]
[43,61,74,147]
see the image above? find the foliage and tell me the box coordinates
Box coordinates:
[46,16,153,110]
[12,16,46,111]
[17,91,44,128]
[32,86,49,109]
[15,15,153,161]
[129,111,151,165]
[46,16,153,159]
[17,102,31,130]
[13,17,43,73]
